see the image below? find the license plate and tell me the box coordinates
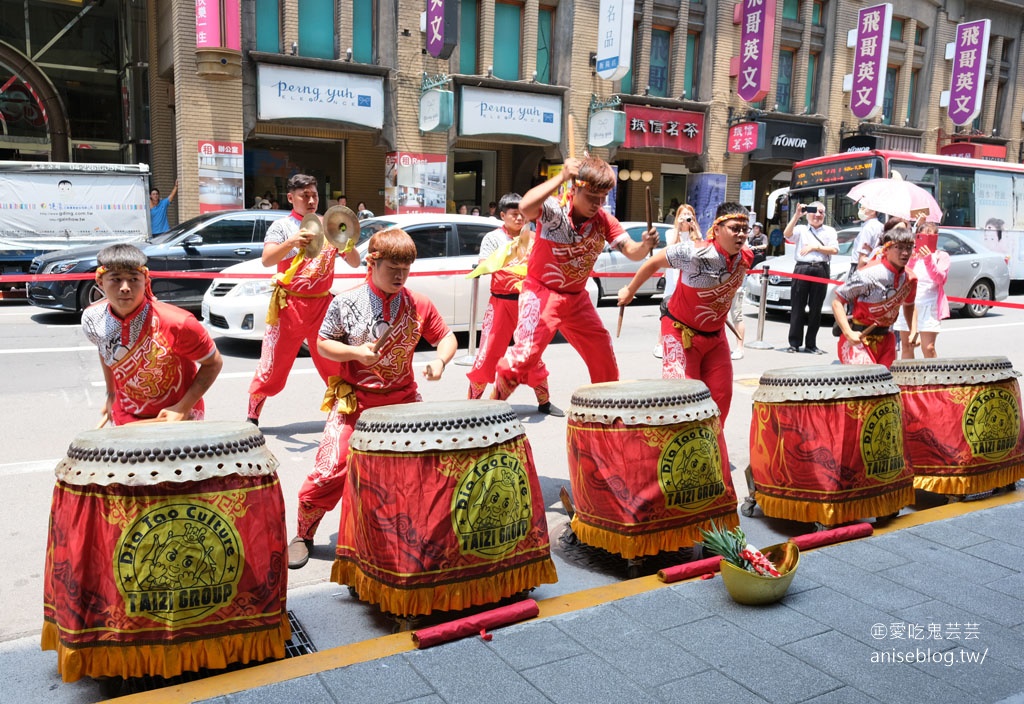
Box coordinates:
[201,301,210,321]
[766,288,781,301]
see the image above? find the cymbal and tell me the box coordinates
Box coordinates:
[323,205,360,250]
[299,213,325,258]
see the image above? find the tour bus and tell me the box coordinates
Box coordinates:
[788,150,1024,278]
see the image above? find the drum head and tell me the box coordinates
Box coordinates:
[350,400,524,452]
[890,356,1020,387]
[753,364,900,402]
[56,421,278,486]
[568,379,719,426]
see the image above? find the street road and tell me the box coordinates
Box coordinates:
[2,288,1023,702]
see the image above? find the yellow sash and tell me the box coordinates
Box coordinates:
[322,376,357,414]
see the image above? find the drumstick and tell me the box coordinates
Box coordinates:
[644,187,654,258]
[567,113,575,159]
[95,411,109,430]
[616,305,625,338]
[725,319,742,341]
[372,323,397,354]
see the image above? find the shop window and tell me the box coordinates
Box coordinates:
[805,53,818,112]
[782,0,799,21]
[298,0,335,59]
[494,2,522,80]
[255,0,280,52]
[683,32,699,100]
[353,0,374,63]
[460,0,479,74]
[881,66,897,124]
[812,1,822,26]
[536,7,553,84]
[914,25,925,46]
[906,69,918,125]
[776,49,794,113]
[890,17,903,42]
[649,27,672,98]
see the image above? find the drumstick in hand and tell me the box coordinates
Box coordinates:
[96,411,109,430]
[372,323,397,354]
[616,305,625,338]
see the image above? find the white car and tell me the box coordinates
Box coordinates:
[591,222,673,299]
[202,213,599,341]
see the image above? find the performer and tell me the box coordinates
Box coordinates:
[654,203,702,359]
[895,221,949,359]
[618,201,754,431]
[82,243,223,425]
[491,156,658,405]
[783,201,838,354]
[466,193,560,414]
[247,173,361,425]
[288,228,457,569]
[832,218,917,367]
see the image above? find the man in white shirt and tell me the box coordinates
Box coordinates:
[783,201,839,354]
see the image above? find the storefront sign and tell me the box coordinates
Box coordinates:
[734,0,776,103]
[384,152,447,215]
[420,89,454,132]
[839,134,880,152]
[426,0,458,59]
[848,4,892,120]
[727,121,765,153]
[595,0,634,81]
[939,142,1007,161]
[748,120,823,162]
[459,86,561,143]
[195,0,240,50]
[257,64,384,128]
[945,20,990,126]
[197,140,243,213]
[588,109,627,148]
[622,105,703,153]
[739,181,755,208]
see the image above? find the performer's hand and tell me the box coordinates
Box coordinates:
[642,227,659,252]
[563,157,581,181]
[290,229,313,250]
[844,330,863,346]
[154,408,186,422]
[423,359,446,380]
[617,286,634,307]
[352,342,380,366]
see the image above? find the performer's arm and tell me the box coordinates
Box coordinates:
[519,158,579,221]
[618,250,670,306]
[157,349,224,422]
[340,245,361,268]
[100,353,115,419]
[318,338,380,366]
[619,228,660,261]
[423,332,457,381]
[831,297,861,345]
[262,230,314,266]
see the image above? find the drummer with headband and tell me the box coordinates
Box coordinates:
[491,156,658,407]
[831,217,917,367]
[82,243,223,425]
[246,173,361,426]
[288,227,457,569]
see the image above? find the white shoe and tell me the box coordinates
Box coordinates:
[731,348,744,360]
[652,345,663,359]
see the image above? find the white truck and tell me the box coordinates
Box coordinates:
[0,161,151,287]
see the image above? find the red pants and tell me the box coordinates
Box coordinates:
[494,281,618,397]
[837,332,896,367]
[296,385,420,540]
[247,294,338,419]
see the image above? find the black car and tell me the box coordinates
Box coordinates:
[28,209,289,314]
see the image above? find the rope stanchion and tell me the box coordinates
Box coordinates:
[745,262,774,350]
[453,275,480,367]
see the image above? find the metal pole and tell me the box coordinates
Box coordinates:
[453,275,480,366]
[745,262,774,350]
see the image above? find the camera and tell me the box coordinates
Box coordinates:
[683,216,693,222]
[804,205,819,214]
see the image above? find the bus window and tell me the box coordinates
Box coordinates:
[936,169,975,227]
[889,162,935,185]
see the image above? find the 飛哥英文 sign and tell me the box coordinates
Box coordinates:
[256,64,383,129]
[847,4,892,120]
[943,20,990,127]
[732,0,776,103]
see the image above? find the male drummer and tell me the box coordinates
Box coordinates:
[246,173,361,426]
[288,227,457,569]
[832,219,917,367]
[82,243,223,425]
[491,156,658,407]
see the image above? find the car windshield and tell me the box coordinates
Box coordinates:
[623,224,669,248]
[358,218,399,247]
[147,212,225,245]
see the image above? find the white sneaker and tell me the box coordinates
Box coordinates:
[652,344,663,359]
[731,348,744,360]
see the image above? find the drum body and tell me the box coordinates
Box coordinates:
[41,421,289,683]
[331,400,557,617]
[749,365,913,525]
[891,357,1024,494]
[566,380,738,559]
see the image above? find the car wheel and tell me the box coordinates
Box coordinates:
[961,279,994,318]
[78,280,105,312]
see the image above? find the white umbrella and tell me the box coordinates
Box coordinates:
[846,173,943,222]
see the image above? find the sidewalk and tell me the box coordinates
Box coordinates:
[113,492,1024,704]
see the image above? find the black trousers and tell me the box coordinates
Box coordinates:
[788,262,829,349]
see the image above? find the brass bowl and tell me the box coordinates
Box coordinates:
[718,541,800,605]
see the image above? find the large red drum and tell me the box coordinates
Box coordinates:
[566,380,739,559]
[41,421,289,683]
[749,364,914,525]
[890,356,1024,495]
[332,400,557,617]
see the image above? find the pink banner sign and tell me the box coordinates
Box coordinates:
[727,122,763,154]
[849,3,892,120]
[222,0,240,51]
[195,0,220,49]
[947,20,990,127]
[735,0,776,103]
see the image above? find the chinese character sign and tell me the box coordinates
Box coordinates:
[737,0,777,103]
[195,0,240,51]
[595,0,634,81]
[384,152,447,215]
[426,0,458,60]
[727,122,763,154]
[947,20,990,126]
[850,3,892,120]
[197,140,244,213]
[622,105,703,153]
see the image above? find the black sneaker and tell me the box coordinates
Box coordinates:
[782,346,799,353]
[538,401,565,417]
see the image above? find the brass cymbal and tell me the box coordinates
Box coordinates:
[323,205,360,250]
[299,213,325,258]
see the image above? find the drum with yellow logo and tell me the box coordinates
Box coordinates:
[332,400,557,617]
[747,364,913,526]
[565,379,739,559]
[890,356,1024,495]
[41,421,289,683]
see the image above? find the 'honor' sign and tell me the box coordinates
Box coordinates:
[595,0,634,81]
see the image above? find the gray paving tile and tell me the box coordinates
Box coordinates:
[783,630,967,704]
[964,538,1024,572]
[317,657,435,703]
[907,520,991,549]
[661,616,840,704]
[225,674,332,703]
[872,531,1014,584]
[949,504,1024,548]
[781,585,903,646]
[614,583,713,630]
[403,697,445,704]
[403,637,550,704]
[654,669,770,704]
[483,620,587,671]
[890,600,970,652]
[879,563,1024,628]
[824,536,911,572]
[894,601,1024,672]
[520,652,660,704]
[794,551,929,611]
[987,573,1024,601]
[907,642,1023,702]
[798,687,884,704]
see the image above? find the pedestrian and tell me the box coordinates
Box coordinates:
[783,201,838,354]
[356,201,374,219]
[288,227,457,569]
[851,206,884,271]
[747,221,767,267]
[654,203,701,359]
[487,201,499,218]
[766,224,785,257]
[466,193,559,413]
[895,221,949,359]
[832,218,917,367]
[246,173,361,425]
[82,243,223,425]
[618,201,754,464]
[663,197,680,224]
[149,180,179,234]
[491,156,658,407]
[458,204,469,215]
[471,206,481,216]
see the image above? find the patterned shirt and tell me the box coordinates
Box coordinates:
[264,212,338,295]
[663,239,755,332]
[835,258,917,327]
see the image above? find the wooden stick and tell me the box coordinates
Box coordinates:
[95,411,109,430]
[616,305,625,338]
[372,323,397,354]
[567,113,576,159]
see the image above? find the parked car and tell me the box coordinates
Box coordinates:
[591,222,672,299]
[27,209,289,313]
[202,214,598,341]
[744,227,1010,319]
